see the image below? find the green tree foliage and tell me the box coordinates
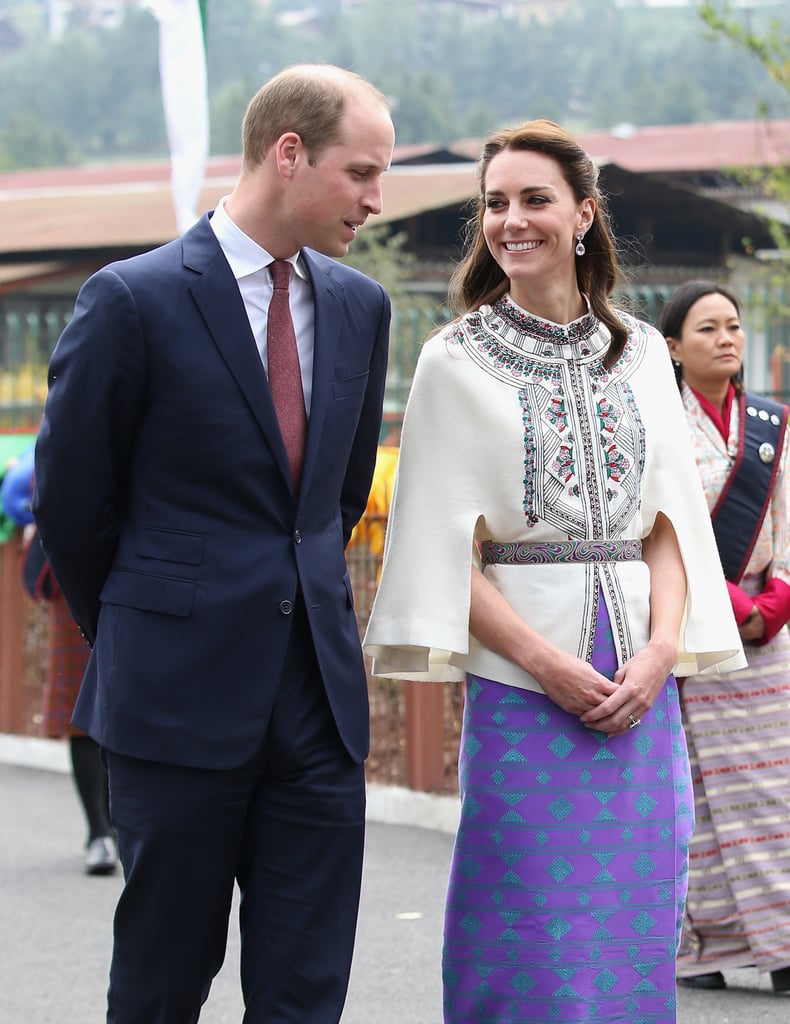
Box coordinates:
[1,0,789,171]
[340,222,445,404]
[341,225,415,300]
[698,1,790,322]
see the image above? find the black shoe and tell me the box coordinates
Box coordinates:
[85,836,118,876]
[679,972,726,990]
[771,967,790,993]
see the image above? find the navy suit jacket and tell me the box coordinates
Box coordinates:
[33,214,390,770]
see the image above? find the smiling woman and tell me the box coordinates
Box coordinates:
[364,121,744,1024]
[481,150,594,318]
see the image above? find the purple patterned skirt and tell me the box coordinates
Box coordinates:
[443,600,692,1023]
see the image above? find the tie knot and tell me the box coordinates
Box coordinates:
[270,260,292,291]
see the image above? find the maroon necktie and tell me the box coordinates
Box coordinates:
[267,260,307,490]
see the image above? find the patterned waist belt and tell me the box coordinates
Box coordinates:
[480,539,643,566]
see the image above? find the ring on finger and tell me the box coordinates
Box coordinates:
[628,714,642,729]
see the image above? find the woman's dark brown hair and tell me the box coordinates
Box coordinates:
[447,118,627,368]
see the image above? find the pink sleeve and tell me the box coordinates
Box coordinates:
[752,576,790,645]
[727,579,757,625]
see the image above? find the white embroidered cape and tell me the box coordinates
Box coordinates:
[363,297,745,688]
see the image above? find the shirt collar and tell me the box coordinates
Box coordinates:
[210,196,307,282]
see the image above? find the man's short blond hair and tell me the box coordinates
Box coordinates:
[241,64,390,172]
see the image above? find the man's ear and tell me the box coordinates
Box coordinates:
[274,132,302,178]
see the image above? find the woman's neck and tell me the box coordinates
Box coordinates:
[508,280,587,326]
[685,377,730,411]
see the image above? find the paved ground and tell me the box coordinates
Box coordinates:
[1,744,788,1023]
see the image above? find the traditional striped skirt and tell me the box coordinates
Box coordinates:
[678,615,790,977]
[443,601,692,1024]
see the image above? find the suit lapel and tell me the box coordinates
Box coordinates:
[301,252,344,491]
[183,216,293,490]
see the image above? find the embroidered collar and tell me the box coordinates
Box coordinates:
[467,294,610,361]
[494,294,600,346]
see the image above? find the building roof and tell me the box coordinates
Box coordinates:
[397,119,790,175]
[0,158,479,262]
[0,118,785,289]
[577,119,790,174]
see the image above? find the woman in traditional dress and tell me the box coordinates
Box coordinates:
[660,280,790,994]
[363,120,744,1024]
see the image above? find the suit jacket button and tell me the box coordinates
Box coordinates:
[294,530,302,544]
[279,600,294,615]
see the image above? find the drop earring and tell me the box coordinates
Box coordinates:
[575,232,586,256]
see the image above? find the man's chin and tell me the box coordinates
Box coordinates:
[309,238,350,258]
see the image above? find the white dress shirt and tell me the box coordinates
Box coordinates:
[209,196,315,413]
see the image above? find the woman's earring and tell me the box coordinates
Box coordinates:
[575,232,586,256]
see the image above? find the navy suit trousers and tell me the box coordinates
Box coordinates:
[104,598,366,1023]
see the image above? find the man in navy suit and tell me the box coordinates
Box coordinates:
[33,64,395,1023]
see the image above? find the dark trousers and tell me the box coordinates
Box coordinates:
[104,606,366,1023]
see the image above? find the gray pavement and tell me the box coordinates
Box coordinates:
[1,750,788,1023]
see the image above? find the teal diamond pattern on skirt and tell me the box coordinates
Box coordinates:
[545,915,572,940]
[632,852,657,878]
[464,734,483,759]
[464,795,482,819]
[630,910,657,936]
[548,856,573,882]
[467,677,483,701]
[634,792,658,818]
[511,972,537,994]
[548,796,574,820]
[460,855,482,879]
[548,734,575,760]
[593,968,619,994]
[461,913,482,935]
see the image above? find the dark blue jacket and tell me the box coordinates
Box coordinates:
[33,213,390,770]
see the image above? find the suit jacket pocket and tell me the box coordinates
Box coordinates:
[100,569,195,617]
[138,527,204,564]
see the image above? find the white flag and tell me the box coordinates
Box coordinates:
[145,0,209,234]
